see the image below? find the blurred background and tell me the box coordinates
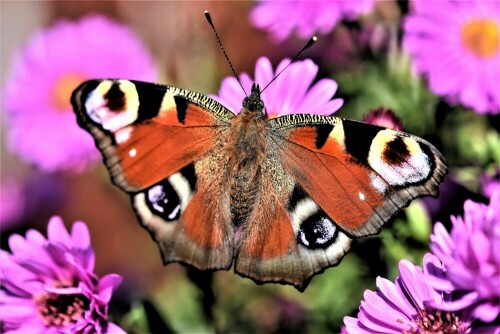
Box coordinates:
[1,1,499,333]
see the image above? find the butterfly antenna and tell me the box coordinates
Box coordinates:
[205,10,247,96]
[261,36,317,93]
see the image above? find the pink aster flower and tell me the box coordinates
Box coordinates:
[403,0,500,114]
[3,15,157,172]
[429,190,500,323]
[0,216,124,333]
[344,254,474,334]
[211,57,343,117]
[251,0,375,41]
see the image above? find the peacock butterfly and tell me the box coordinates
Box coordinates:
[71,76,447,291]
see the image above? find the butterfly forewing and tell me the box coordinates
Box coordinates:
[71,79,234,191]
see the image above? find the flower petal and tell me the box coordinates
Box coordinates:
[105,322,128,334]
[47,216,72,247]
[473,301,500,323]
[433,291,479,311]
[376,277,415,317]
[71,221,91,249]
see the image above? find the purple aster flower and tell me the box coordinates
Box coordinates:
[0,216,124,333]
[251,0,375,41]
[403,0,500,114]
[211,57,343,117]
[429,190,500,323]
[343,254,475,334]
[3,15,157,172]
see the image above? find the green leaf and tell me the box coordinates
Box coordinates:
[405,201,431,244]
[335,51,437,136]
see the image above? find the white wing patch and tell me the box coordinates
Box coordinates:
[168,172,193,211]
[290,197,320,234]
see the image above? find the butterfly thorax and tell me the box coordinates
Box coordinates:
[227,105,270,227]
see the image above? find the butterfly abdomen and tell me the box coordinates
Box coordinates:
[227,109,270,226]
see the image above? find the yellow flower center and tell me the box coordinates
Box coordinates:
[461,19,500,58]
[52,73,86,111]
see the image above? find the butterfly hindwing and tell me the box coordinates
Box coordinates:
[271,114,447,237]
[133,158,234,270]
[72,79,236,269]
[234,148,353,290]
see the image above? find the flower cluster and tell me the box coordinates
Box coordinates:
[345,192,500,333]
[0,217,124,333]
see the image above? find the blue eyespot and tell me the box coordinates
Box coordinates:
[297,213,337,249]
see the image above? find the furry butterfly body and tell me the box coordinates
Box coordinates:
[72,79,447,290]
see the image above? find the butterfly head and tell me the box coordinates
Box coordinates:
[243,83,265,115]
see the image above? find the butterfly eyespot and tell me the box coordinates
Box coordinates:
[145,181,181,221]
[104,83,126,111]
[297,213,338,249]
[84,80,139,132]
